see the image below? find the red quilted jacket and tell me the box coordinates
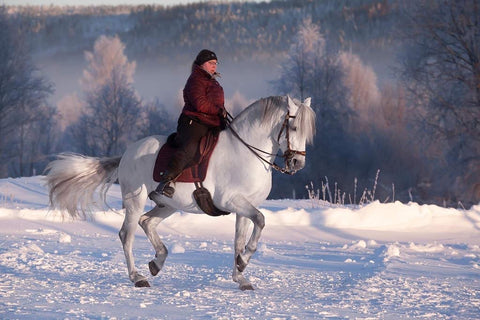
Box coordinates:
[182,65,225,127]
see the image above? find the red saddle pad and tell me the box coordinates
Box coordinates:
[153,131,220,183]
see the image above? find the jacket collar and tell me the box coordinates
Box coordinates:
[193,64,213,78]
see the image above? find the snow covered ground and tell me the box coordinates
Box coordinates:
[0,176,479,319]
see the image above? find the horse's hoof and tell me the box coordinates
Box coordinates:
[236,254,247,272]
[149,260,160,276]
[134,280,151,287]
[240,283,254,291]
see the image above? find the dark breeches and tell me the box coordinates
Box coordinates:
[167,113,210,177]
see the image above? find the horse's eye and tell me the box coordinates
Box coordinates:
[290,126,297,132]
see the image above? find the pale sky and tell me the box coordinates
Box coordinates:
[2,0,258,6]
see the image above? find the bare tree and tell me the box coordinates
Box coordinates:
[13,105,58,176]
[0,7,54,177]
[400,0,480,204]
[70,35,141,157]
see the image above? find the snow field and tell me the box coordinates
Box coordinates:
[0,177,479,319]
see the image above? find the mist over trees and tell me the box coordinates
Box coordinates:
[2,0,479,207]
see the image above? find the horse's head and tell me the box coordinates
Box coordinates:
[277,96,316,174]
[231,95,316,175]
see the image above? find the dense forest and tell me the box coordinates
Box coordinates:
[1,0,479,207]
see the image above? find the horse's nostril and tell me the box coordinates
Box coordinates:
[293,159,297,166]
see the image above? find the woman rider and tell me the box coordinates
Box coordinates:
[149,49,227,204]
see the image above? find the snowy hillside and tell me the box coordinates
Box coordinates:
[0,176,479,319]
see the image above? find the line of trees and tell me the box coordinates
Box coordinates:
[1,4,175,177]
[271,1,479,206]
[11,0,396,62]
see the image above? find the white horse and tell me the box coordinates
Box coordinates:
[45,95,315,290]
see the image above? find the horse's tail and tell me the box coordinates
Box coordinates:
[45,153,122,219]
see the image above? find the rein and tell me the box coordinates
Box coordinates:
[226,111,306,175]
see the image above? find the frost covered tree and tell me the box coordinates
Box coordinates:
[80,35,136,94]
[338,51,381,131]
[0,7,54,177]
[274,17,325,101]
[70,35,141,157]
[273,17,350,126]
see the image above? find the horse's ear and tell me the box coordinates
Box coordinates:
[286,95,296,109]
[303,97,311,107]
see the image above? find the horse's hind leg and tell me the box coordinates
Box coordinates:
[119,192,150,287]
[139,205,175,276]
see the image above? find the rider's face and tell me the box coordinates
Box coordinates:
[201,59,218,75]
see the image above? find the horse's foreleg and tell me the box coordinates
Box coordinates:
[233,215,254,290]
[235,201,265,272]
[139,206,175,277]
[231,196,266,290]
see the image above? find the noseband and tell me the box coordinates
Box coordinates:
[227,111,307,175]
[277,112,307,161]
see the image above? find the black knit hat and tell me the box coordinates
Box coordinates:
[194,49,218,66]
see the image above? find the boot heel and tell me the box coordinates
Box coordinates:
[162,185,175,198]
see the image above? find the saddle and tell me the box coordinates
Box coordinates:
[153,131,230,217]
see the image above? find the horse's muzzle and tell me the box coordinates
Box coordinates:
[284,151,306,174]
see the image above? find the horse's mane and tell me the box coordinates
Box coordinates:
[260,96,286,125]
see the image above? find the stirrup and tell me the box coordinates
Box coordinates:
[161,183,175,198]
[148,181,175,204]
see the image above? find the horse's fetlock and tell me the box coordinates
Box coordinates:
[156,250,168,259]
[236,254,248,272]
[246,244,257,255]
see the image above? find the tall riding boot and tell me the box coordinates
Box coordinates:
[148,171,176,204]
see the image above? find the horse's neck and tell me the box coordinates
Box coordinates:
[231,110,280,159]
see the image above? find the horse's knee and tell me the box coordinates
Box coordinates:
[118,229,126,243]
[139,213,159,232]
[119,223,136,246]
[254,212,265,229]
[138,214,148,230]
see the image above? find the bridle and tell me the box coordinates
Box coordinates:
[226,111,306,175]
